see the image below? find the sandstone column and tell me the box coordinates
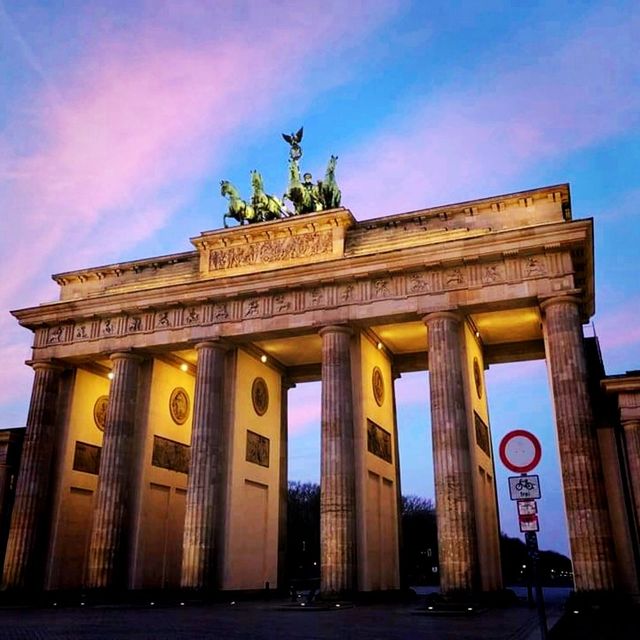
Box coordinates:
[181,341,228,589]
[541,295,615,591]
[319,326,357,597]
[424,311,479,594]
[2,361,63,590]
[621,420,640,535]
[86,352,143,589]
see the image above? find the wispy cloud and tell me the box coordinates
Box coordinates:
[0,1,397,415]
[341,5,640,218]
[593,299,640,371]
[288,382,321,436]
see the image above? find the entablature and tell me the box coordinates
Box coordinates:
[46,184,573,304]
[13,216,593,333]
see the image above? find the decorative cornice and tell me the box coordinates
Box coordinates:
[28,247,579,358]
[52,251,195,287]
[12,219,591,330]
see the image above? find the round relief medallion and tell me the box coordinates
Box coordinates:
[473,357,483,399]
[93,395,109,431]
[372,366,385,407]
[252,377,269,416]
[169,387,190,425]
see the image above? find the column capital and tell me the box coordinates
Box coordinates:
[422,310,462,326]
[622,419,640,432]
[26,359,64,373]
[109,350,145,363]
[318,324,353,338]
[539,294,582,314]
[193,339,230,353]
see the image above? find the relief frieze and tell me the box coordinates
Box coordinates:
[156,311,171,328]
[41,253,568,351]
[373,279,391,298]
[524,256,546,277]
[308,288,324,306]
[274,294,291,312]
[75,324,89,340]
[445,268,465,286]
[185,307,199,324]
[408,273,430,293]
[128,316,143,332]
[101,318,114,336]
[48,326,64,344]
[340,283,355,301]
[244,299,260,317]
[214,302,229,320]
[482,265,503,284]
[208,230,333,271]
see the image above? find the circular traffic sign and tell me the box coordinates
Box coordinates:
[499,430,542,473]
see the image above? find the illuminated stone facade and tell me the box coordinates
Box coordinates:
[1,184,637,596]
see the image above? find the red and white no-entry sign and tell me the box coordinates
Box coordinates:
[499,429,542,473]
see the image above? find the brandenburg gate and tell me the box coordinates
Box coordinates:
[2,182,636,596]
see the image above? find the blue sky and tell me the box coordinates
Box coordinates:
[1,1,639,556]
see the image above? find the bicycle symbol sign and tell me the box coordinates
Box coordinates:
[508,474,541,500]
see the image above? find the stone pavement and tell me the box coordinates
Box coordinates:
[0,590,569,640]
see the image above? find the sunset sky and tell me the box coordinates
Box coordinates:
[1,1,638,556]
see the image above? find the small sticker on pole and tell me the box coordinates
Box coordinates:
[519,514,540,532]
[517,500,538,516]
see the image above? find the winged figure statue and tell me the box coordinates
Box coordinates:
[282,126,304,161]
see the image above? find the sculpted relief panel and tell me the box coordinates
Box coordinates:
[208,230,333,271]
[38,253,567,350]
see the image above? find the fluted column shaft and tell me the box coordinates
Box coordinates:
[319,326,357,597]
[87,352,142,589]
[542,296,615,591]
[2,362,62,590]
[181,341,227,589]
[424,311,478,594]
[622,420,640,534]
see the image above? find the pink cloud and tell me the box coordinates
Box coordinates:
[485,360,548,387]
[0,0,397,294]
[0,2,397,422]
[593,300,640,365]
[287,382,321,435]
[395,371,428,407]
[0,334,34,409]
[341,6,640,218]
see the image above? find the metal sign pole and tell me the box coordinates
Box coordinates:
[499,431,547,640]
[525,531,548,640]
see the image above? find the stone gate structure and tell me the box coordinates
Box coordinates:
[2,183,639,596]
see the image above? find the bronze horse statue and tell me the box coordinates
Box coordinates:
[221,180,256,227]
[283,154,341,215]
[319,154,341,210]
[250,170,288,222]
[283,157,319,214]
